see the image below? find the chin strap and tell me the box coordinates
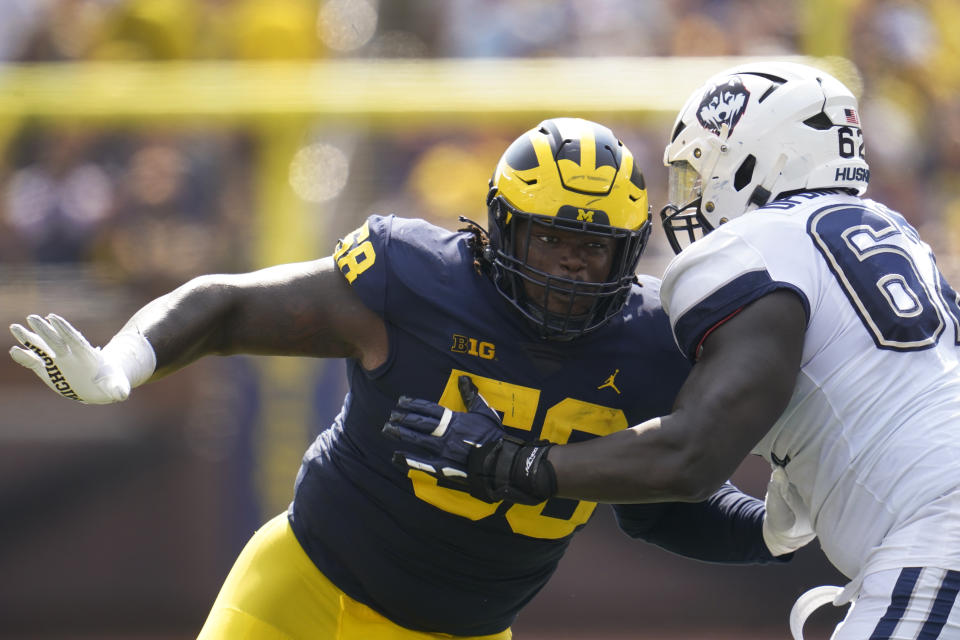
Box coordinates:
[748,152,788,209]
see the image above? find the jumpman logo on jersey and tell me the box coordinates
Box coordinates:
[597,369,621,394]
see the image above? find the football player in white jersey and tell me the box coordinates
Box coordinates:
[386,62,960,639]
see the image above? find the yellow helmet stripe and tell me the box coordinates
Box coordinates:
[580,125,596,172]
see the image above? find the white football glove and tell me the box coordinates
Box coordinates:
[762,466,816,556]
[9,313,156,405]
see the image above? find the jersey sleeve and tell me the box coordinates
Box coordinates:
[660,216,813,360]
[332,214,393,315]
[331,213,473,337]
[612,482,788,565]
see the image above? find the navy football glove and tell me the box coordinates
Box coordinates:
[382,375,557,505]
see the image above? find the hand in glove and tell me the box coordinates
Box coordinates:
[9,314,155,404]
[762,465,816,556]
[383,374,556,505]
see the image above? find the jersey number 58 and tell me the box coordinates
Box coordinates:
[406,369,628,540]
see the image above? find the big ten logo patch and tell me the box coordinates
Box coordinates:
[450,334,495,360]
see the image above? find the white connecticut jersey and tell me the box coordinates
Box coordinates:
[661,191,960,595]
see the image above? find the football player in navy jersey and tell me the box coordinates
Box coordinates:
[9,118,783,640]
[389,67,960,639]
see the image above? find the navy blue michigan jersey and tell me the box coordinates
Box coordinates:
[288,215,692,635]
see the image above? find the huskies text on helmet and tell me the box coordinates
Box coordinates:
[660,61,870,253]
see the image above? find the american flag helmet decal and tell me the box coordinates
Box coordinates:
[844,108,860,125]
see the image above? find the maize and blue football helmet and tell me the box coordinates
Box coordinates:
[484,117,652,339]
[660,61,870,253]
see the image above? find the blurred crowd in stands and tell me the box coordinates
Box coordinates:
[1,0,958,281]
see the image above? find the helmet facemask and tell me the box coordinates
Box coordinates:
[483,117,652,339]
[488,195,650,339]
[660,159,712,254]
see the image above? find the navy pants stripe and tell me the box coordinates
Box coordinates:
[868,568,960,640]
[869,567,922,640]
[918,570,960,640]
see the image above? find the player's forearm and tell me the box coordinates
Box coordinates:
[120,275,242,379]
[549,414,731,503]
[551,296,804,504]
[120,258,376,379]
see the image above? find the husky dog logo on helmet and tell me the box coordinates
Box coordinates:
[697,77,750,136]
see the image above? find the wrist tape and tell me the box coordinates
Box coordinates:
[469,437,557,505]
[102,330,156,388]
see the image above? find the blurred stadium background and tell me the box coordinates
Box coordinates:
[0,0,957,638]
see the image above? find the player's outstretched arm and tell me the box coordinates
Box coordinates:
[119,256,387,377]
[10,256,387,403]
[548,289,807,503]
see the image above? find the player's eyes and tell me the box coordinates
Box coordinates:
[535,235,610,253]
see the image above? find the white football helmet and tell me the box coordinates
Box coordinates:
[660,61,870,253]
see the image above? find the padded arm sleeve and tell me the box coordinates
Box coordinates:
[612,482,789,565]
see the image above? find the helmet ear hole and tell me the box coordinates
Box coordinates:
[671,120,687,142]
[803,112,834,130]
[734,154,757,191]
